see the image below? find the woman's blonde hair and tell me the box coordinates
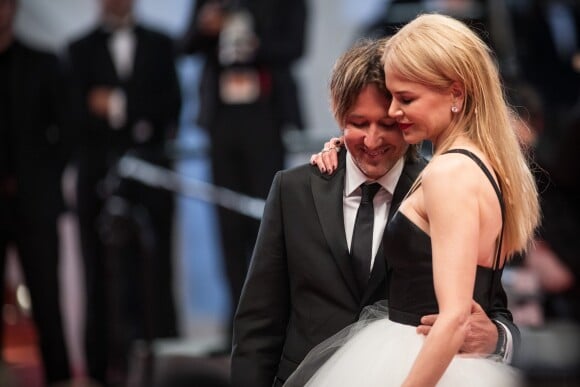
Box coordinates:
[382,13,540,257]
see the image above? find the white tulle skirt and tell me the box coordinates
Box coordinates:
[284,302,522,387]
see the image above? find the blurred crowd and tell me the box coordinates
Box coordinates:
[0,0,579,386]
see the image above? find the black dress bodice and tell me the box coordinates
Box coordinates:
[385,149,504,327]
[385,212,501,326]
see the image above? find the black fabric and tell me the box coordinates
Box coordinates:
[230,150,428,387]
[386,149,506,327]
[180,0,307,348]
[0,39,72,383]
[67,24,181,384]
[386,212,498,326]
[351,183,381,293]
[0,45,13,178]
[231,148,519,386]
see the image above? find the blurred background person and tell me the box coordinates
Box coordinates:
[177,0,308,350]
[359,0,519,74]
[500,77,580,385]
[505,0,580,326]
[65,0,181,384]
[509,0,579,142]
[528,103,580,325]
[0,0,73,384]
[501,80,553,328]
[544,102,580,322]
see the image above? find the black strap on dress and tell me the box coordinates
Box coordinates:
[442,149,506,306]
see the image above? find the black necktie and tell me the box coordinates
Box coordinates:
[351,183,381,293]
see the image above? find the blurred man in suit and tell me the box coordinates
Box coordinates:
[178,0,307,348]
[509,0,579,124]
[0,0,72,384]
[66,0,181,384]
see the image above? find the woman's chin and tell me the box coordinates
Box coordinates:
[402,133,423,145]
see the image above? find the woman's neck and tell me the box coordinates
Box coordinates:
[432,134,472,155]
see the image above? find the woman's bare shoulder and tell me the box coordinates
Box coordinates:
[424,152,480,181]
[421,151,485,201]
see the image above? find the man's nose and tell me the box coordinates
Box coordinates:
[364,125,384,148]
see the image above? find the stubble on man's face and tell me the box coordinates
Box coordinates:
[345,137,406,180]
[342,85,408,180]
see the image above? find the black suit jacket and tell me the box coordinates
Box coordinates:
[67,24,181,168]
[231,149,519,387]
[1,40,70,220]
[231,150,421,386]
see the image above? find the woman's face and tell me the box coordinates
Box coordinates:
[385,69,456,146]
[343,84,408,180]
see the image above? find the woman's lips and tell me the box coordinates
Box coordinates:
[398,123,413,131]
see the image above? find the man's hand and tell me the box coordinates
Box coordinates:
[88,87,113,118]
[417,300,498,355]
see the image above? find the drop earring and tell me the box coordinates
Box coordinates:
[451,106,459,113]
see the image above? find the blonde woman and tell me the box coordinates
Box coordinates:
[287,13,540,387]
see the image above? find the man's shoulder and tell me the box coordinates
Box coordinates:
[68,26,101,52]
[278,160,343,183]
[11,40,59,69]
[273,162,313,188]
[268,162,341,198]
[136,24,174,45]
[280,161,314,176]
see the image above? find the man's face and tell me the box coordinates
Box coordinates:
[343,84,408,180]
[0,0,16,36]
[101,0,133,22]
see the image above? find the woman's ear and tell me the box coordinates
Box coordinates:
[451,82,465,104]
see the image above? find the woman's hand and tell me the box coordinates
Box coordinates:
[310,136,344,174]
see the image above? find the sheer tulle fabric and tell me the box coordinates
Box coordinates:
[284,301,522,387]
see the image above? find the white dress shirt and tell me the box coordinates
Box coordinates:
[343,153,404,272]
[109,26,136,80]
[107,26,135,129]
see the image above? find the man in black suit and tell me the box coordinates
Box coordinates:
[231,38,519,387]
[0,0,72,384]
[178,0,307,338]
[66,0,181,384]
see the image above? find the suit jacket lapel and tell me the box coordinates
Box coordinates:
[130,26,143,81]
[10,42,23,128]
[311,151,360,301]
[96,29,120,83]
